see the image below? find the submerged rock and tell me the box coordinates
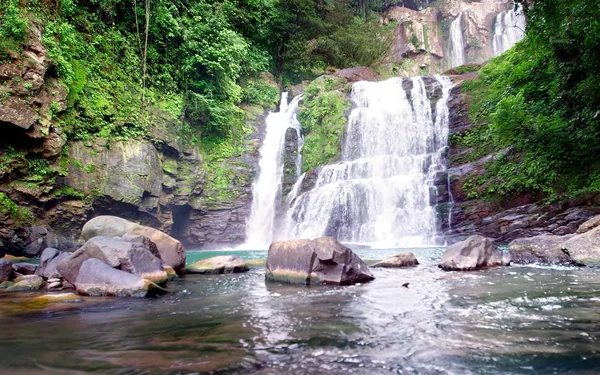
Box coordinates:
[0,259,12,282]
[561,226,600,266]
[265,237,374,285]
[439,235,507,271]
[371,253,419,268]
[75,258,157,297]
[81,216,186,274]
[186,256,249,274]
[24,293,82,307]
[6,275,43,291]
[509,235,574,265]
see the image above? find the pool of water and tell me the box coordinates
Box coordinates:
[1,247,599,374]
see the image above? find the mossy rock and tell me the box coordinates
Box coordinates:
[21,293,83,308]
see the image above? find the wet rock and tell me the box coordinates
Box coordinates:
[7,275,43,291]
[75,258,156,297]
[0,259,12,282]
[81,216,186,274]
[0,281,15,288]
[12,262,38,275]
[266,237,374,285]
[371,253,419,268]
[186,256,249,275]
[25,293,82,307]
[56,241,110,285]
[576,215,600,234]
[85,236,167,284]
[508,235,575,265]
[332,67,378,82]
[162,265,179,281]
[561,227,600,266]
[439,235,506,271]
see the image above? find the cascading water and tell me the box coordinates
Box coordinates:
[244,93,303,248]
[283,76,453,247]
[448,13,466,69]
[492,4,526,56]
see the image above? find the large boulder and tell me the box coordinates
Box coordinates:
[56,241,109,285]
[371,253,419,268]
[265,237,374,285]
[186,256,249,274]
[85,236,167,284]
[36,248,70,279]
[509,235,574,265]
[0,259,12,282]
[74,258,156,297]
[439,235,508,271]
[561,226,600,266]
[81,216,186,274]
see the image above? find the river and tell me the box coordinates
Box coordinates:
[1,248,599,374]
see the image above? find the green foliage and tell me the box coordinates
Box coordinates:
[242,78,279,108]
[52,185,85,199]
[0,192,32,223]
[0,0,27,41]
[298,77,350,172]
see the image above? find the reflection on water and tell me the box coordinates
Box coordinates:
[1,248,600,374]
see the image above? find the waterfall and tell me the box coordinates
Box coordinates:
[244,93,303,248]
[448,13,466,69]
[283,76,453,247]
[492,4,526,56]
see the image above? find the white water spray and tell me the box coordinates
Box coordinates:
[448,13,466,69]
[492,4,526,56]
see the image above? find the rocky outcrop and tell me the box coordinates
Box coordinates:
[81,216,185,274]
[371,253,419,268]
[74,258,157,297]
[266,237,374,285]
[439,235,509,271]
[560,227,600,266]
[509,235,574,265]
[186,256,249,274]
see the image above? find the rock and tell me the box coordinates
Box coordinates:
[265,237,374,285]
[0,259,12,282]
[37,248,70,279]
[371,253,419,268]
[509,235,574,265]
[12,262,38,275]
[85,236,168,284]
[186,256,249,274]
[2,255,30,262]
[46,281,62,289]
[576,215,600,234]
[6,275,43,291]
[81,216,186,274]
[561,227,600,266]
[75,258,157,297]
[0,281,15,289]
[47,278,61,283]
[56,241,110,285]
[25,293,82,307]
[162,265,179,281]
[439,235,506,271]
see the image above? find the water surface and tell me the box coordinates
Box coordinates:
[1,247,599,374]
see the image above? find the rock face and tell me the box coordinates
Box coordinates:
[509,235,574,265]
[265,237,374,285]
[561,227,600,266]
[74,258,156,297]
[186,256,249,274]
[81,216,186,274]
[372,253,419,268]
[0,259,12,282]
[439,235,507,271]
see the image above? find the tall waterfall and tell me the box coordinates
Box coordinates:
[283,76,453,247]
[244,93,303,248]
[492,4,526,56]
[448,13,466,69]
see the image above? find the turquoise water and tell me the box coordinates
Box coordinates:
[1,247,599,374]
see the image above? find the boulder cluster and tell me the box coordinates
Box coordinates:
[1,215,185,297]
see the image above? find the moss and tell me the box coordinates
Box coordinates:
[0,192,33,223]
[162,158,178,175]
[298,77,350,172]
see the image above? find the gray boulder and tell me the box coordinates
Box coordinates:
[56,241,109,285]
[439,235,507,271]
[0,259,12,282]
[81,216,186,274]
[186,256,249,274]
[75,258,156,297]
[266,237,374,285]
[371,253,419,268]
[36,247,70,279]
[12,262,38,275]
[561,226,600,266]
[85,236,167,284]
[509,235,574,265]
